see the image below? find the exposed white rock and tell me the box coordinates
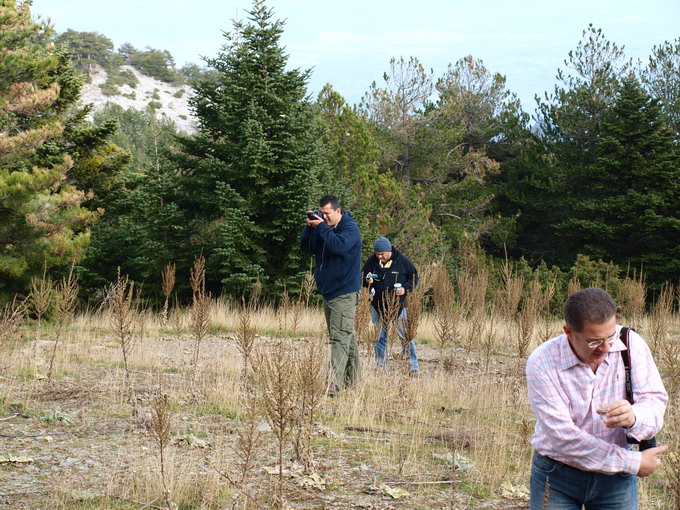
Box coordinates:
[79,65,197,134]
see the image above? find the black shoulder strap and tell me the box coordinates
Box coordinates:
[619,327,634,404]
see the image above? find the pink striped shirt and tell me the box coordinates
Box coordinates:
[526,325,667,474]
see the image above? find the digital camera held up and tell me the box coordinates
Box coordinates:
[307,209,323,221]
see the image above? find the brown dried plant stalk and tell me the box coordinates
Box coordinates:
[618,272,646,330]
[480,305,497,371]
[456,269,476,318]
[457,265,489,332]
[160,262,176,328]
[299,270,315,307]
[235,394,262,484]
[0,296,26,346]
[149,378,173,510]
[170,294,183,340]
[277,288,290,337]
[47,266,79,382]
[432,264,458,363]
[354,286,375,358]
[379,289,401,366]
[660,332,680,400]
[499,256,524,324]
[107,270,138,402]
[189,254,205,295]
[542,477,550,510]
[291,300,304,336]
[566,277,581,297]
[535,281,556,345]
[291,271,315,336]
[236,296,257,383]
[190,255,211,372]
[253,340,298,508]
[293,335,326,468]
[29,264,53,367]
[464,308,486,361]
[649,284,674,354]
[664,406,680,509]
[402,274,424,352]
[516,279,543,361]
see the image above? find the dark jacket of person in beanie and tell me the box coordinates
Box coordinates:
[362,239,418,316]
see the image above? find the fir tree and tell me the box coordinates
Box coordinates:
[171,0,322,297]
[554,78,680,286]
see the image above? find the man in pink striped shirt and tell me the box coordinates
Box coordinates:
[526,288,668,509]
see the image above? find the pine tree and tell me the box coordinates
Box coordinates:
[640,38,680,139]
[503,26,633,267]
[171,0,322,297]
[359,56,434,184]
[554,78,680,286]
[537,25,631,167]
[0,0,99,299]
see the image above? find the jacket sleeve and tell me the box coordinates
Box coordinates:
[626,331,668,441]
[300,226,316,254]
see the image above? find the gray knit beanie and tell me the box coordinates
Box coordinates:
[373,237,392,252]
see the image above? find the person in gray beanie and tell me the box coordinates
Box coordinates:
[362,236,419,375]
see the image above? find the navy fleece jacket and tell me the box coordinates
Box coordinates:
[300,211,362,301]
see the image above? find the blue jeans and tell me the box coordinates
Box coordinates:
[371,307,419,372]
[530,451,638,510]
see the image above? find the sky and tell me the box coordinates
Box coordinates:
[31,0,680,115]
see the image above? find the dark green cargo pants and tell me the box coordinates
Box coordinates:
[323,291,361,388]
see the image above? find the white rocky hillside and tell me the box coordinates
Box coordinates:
[79,65,197,134]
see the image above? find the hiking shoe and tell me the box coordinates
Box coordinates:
[326,383,339,397]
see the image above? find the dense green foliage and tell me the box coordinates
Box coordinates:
[167,2,323,297]
[1,1,678,304]
[54,29,122,71]
[0,1,108,299]
[554,79,680,283]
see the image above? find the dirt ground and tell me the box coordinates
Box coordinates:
[0,333,531,509]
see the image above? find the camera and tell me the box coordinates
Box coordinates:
[307,209,323,220]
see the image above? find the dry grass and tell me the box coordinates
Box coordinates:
[354,286,375,358]
[106,270,138,404]
[47,266,79,381]
[618,272,647,330]
[29,265,53,368]
[0,270,678,510]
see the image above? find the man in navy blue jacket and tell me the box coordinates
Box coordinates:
[300,195,362,394]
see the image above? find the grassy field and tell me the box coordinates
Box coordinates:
[0,273,678,509]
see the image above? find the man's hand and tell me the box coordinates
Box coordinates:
[395,287,405,296]
[637,445,668,477]
[306,212,324,228]
[599,399,636,428]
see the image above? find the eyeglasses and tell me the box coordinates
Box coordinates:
[586,331,618,349]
